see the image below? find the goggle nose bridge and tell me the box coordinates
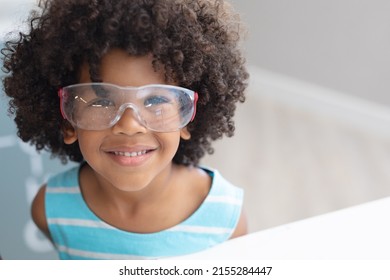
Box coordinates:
[110,102,146,127]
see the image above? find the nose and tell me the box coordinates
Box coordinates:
[111,105,148,135]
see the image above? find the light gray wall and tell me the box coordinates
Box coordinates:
[230,0,390,106]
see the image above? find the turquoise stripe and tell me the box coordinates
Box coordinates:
[50,225,223,257]
[46,193,98,220]
[58,253,96,260]
[47,166,79,187]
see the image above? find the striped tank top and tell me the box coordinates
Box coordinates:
[45,165,243,259]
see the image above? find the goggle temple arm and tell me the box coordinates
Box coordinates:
[58,88,67,120]
[190,92,199,122]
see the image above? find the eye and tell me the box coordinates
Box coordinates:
[92,84,111,97]
[144,95,171,108]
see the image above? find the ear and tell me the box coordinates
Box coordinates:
[180,127,191,140]
[61,122,78,144]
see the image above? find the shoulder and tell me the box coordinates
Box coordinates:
[31,185,51,240]
[46,165,80,187]
[174,165,211,195]
[205,167,244,201]
[230,210,248,238]
[30,165,80,240]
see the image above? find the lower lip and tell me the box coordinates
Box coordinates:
[107,151,154,167]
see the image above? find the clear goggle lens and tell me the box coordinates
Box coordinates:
[59,83,198,132]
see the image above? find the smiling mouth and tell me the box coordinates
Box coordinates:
[113,150,148,157]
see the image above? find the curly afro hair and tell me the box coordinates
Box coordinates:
[1,0,249,166]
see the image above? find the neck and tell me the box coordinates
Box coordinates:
[80,162,177,214]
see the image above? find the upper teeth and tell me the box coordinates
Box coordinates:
[114,151,147,157]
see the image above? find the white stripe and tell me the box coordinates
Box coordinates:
[46,187,80,194]
[49,218,232,235]
[48,218,114,229]
[206,195,242,205]
[167,225,232,235]
[56,245,155,260]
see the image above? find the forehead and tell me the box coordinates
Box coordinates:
[79,49,167,87]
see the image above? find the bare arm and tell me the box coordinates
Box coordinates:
[230,209,248,239]
[31,185,52,241]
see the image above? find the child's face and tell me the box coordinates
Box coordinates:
[63,48,190,191]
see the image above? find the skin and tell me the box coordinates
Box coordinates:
[31,48,247,245]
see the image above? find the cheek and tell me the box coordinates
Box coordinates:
[76,131,102,155]
[158,133,181,156]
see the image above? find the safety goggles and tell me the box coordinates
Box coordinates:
[59,83,198,132]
